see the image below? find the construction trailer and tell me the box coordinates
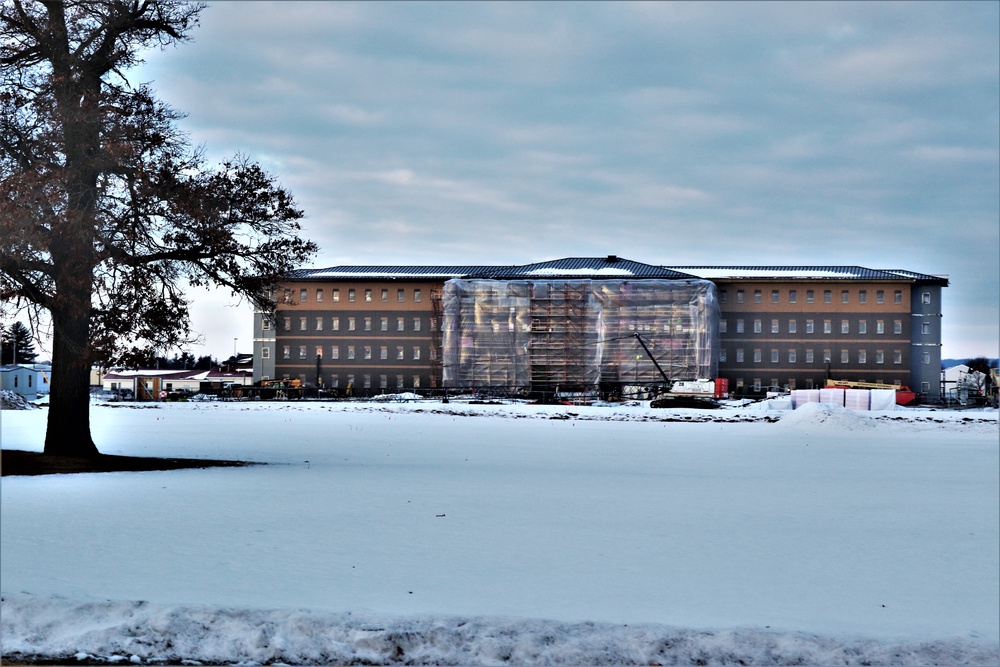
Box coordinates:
[441,278,719,395]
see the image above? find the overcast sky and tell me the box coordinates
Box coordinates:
[128,0,997,361]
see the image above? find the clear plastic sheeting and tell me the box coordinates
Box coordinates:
[441,279,718,390]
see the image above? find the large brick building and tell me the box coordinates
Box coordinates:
[253,257,948,401]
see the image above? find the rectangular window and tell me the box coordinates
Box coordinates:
[299,288,308,302]
[736,319,745,333]
[753,378,762,392]
[876,320,885,334]
[921,322,930,335]
[299,345,307,359]
[858,350,867,364]
[261,346,270,359]
[719,289,728,304]
[806,320,814,334]
[332,317,340,331]
[754,349,762,363]
[413,375,421,389]
[893,320,902,335]
[364,346,372,360]
[380,346,388,360]
[332,289,340,302]
[397,317,405,331]
[413,317,421,332]
[396,346,404,360]
[282,288,292,304]
[875,350,884,364]
[330,374,339,388]
[719,319,728,334]
[736,290,745,304]
[316,288,324,302]
[380,317,388,331]
[788,320,797,334]
[262,318,271,331]
[894,290,902,304]
[841,290,849,304]
[315,346,323,359]
[381,288,389,302]
[876,290,884,304]
[348,289,356,302]
[363,375,371,389]
[331,346,339,360]
[840,349,849,364]
[299,317,307,331]
[922,352,931,365]
[772,289,780,303]
[754,290,762,304]
[788,349,796,363]
[396,375,405,389]
[364,317,372,331]
[823,320,832,334]
[806,289,814,303]
[922,292,931,305]
[789,289,797,304]
[398,288,405,302]
[380,375,388,389]
[823,349,831,363]
[771,349,779,363]
[736,349,745,363]
[364,289,372,302]
[348,317,356,331]
[413,346,421,360]
[283,346,290,359]
[858,290,866,304]
[894,350,902,364]
[858,320,867,334]
[841,320,849,334]
[805,349,814,363]
[824,290,832,304]
[414,289,422,302]
[347,346,355,360]
[771,319,779,334]
[753,319,762,333]
[720,349,728,363]
[315,317,323,331]
[921,381,930,393]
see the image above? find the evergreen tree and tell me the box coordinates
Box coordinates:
[1,321,38,365]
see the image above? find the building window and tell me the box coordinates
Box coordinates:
[315,346,323,359]
[921,322,930,335]
[921,292,931,305]
[805,349,814,363]
[330,374,339,388]
[364,346,372,360]
[332,289,340,302]
[841,320,849,334]
[875,350,884,364]
[858,290,866,304]
[824,290,832,304]
[893,320,902,335]
[413,317,421,332]
[414,289,422,302]
[348,317,356,331]
[413,346,421,360]
[823,320,832,334]
[398,288,405,302]
[719,289,728,304]
[840,349,849,364]
[262,346,270,359]
[720,349,727,363]
[380,374,388,389]
[380,346,388,360]
[347,346,355,360]
[858,350,866,364]
[789,289,797,304]
[841,290,849,304]
[282,288,292,304]
[332,317,340,331]
[365,289,372,302]
[894,290,902,304]
[363,375,371,389]
[348,288,356,302]
[753,319,762,334]
[893,350,902,364]
[858,320,867,334]
[736,319,745,333]
[381,317,388,331]
[397,317,405,331]
[771,319,779,334]
[806,320,814,334]
[315,317,323,331]
[364,317,372,331]
[922,352,931,365]
[299,317,307,331]
[262,318,271,331]
[788,320,797,334]
[823,349,831,363]
[754,290,762,304]
[381,288,389,302]
[753,378,762,392]
[753,349,762,363]
[299,345,307,359]
[331,346,339,360]
[736,290,745,304]
[413,375,421,388]
[876,290,884,304]
[283,346,290,359]
[736,349,745,363]
[771,349,779,363]
[788,349,796,363]
[772,289,779,303]
[316,288,324,302]
[876,320,885,334]
[397,346,404,360]
[299,288,308,302]
[921,381,930,393]
[719,319,728,334]
[806,289,814,303]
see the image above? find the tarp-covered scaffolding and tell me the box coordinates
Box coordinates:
[441,279,719,391]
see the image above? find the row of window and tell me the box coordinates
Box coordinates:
[271,315,430,333]
[278,373,425,390]
[271,344,430,361]
[284,287,423,304]
[720,318,925,335]
[732,378,925,392]
[721,348,933,365]
[718,288,930,306]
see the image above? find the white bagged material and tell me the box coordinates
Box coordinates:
[820,388,845,406]
[869,388,897,411]
[844,389,870,411]
[791,389,821,408]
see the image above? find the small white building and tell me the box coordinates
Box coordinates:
[0,364,39,401]
[102,367,253,399]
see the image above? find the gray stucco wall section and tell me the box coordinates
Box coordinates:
[910,284,943,400]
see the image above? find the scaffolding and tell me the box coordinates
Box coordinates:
[442,279,718,392]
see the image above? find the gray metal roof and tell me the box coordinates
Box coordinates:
[665,266,949,285]
[287,265,502,280]
[465,256,699,280]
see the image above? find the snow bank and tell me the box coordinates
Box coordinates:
[0,389,37,410]
[4,594,997,666]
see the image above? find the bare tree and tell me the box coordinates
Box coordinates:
[1,1,317,456]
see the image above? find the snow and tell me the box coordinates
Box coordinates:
[675,268,860,279]
[2,399,998,665]
[524,268,635,276]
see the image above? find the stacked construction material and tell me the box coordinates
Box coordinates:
[844,389,871,411]
[441,279,718,391]
[790,389,821,408]
[819,387,846,406]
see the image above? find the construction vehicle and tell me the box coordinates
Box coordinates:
[825,379,915,406]
[629,334,727,408]
[244,378,303,400]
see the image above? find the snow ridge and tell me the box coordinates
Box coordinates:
[4,594,997,666]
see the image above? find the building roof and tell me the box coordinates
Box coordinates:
[665,266,949,285]
[287,261,948,285]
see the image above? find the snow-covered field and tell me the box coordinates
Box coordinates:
[2,398,998,665]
